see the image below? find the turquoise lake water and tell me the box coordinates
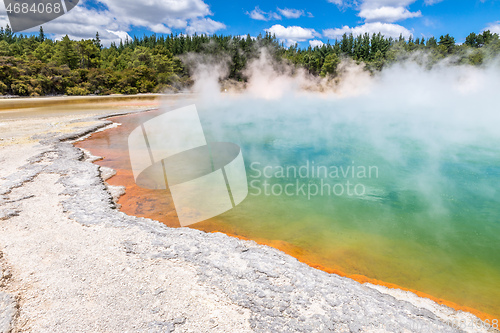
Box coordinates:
[193,96,500,318]
[79,94,500,319]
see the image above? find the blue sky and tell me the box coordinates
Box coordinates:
[1,0,499,46]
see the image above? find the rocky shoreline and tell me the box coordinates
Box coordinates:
[0,108,494,332]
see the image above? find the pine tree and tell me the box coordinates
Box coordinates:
[54,35,79,69]
[427,37,437,47]
[465,32,478,48]
[4,24,13,43]
[438,34,456,53]
[320,53,340,77]
[38,26,45,42]
[93,32,102,50]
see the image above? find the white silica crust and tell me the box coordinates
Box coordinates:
[0,109,495,333]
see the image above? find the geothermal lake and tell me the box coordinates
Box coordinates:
[77,95,500,320]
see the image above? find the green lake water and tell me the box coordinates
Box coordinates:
[81,95,500,319]
[193,96,500,318]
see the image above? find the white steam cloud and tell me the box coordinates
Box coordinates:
[180,49,500,219]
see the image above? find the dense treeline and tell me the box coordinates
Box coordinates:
[284,31,500,76]
[0,25,499,96]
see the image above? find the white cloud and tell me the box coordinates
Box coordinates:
[185,18,226,35]
[309,40,325,47]
[0,16,10,30]
[323,22,412,39]
[277,8,305,19]
[328,0,419,9]
[484,21,500,34]
[360,0,417,8]
[100,0,211,26]
[164,18,189,29]
[424,0,444,5]
[27,5,130,45]
[327,0,357,8]
[150,24,172,34]
[248,7,268,20]
[325,0,420,40]
[359,6,421,22]
[0,0,225,45]
[266,24,321,45]
[247,7,281,21]
[106,30,132,43]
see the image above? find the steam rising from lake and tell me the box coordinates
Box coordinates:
[184,49,500,155]
[175,49,500,227]
[169,50,500,316]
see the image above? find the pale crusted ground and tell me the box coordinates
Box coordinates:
[0,101,495,333]
[1,173,252,332]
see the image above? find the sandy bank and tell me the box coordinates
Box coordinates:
[0,94,166,111]
[0,101,495,332]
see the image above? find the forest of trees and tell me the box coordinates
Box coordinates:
[0,25,499,96]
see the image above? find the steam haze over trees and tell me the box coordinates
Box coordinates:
[0,25,499,96]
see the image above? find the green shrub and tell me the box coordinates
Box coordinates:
[66,86,91,95]
[120,86,138,94]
